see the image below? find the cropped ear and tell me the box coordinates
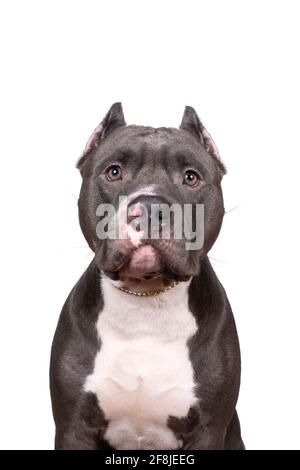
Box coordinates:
[180,106,226,174]
[77,102,126,173]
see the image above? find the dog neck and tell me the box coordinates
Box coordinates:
[102,272,184,296]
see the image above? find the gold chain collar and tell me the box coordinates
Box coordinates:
[116,280,180,297]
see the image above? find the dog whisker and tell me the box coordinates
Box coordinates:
[208,256,226,264]
[225,204,239,214]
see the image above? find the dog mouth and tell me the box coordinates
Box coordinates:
[122,245,162,280]
[102,244,162,281]
[96,238,197,282]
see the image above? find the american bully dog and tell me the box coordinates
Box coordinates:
[50,103,244,450]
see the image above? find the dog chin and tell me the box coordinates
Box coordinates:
[109,245,162,281]
[97,241,197,282]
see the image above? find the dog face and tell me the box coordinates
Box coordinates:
[77,103,225,281]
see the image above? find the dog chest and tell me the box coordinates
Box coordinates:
[84,277,198,450]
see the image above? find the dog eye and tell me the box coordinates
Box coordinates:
[183,170,200,187]
[106,165,122,181]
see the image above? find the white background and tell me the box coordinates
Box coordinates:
[0,0,299,450]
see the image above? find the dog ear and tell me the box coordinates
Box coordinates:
[77,102,126,173]
[180,106,226,174]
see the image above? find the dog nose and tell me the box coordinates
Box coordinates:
[127,195,169,235]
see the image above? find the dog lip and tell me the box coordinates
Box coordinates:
[100,244,159,275]
[127,245,160,274]
[99,241,199,280]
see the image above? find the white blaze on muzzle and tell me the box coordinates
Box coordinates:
[109,186,158,246]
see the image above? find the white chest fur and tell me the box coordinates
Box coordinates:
[84,276,198,450]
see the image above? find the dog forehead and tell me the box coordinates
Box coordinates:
[104,125,200,154]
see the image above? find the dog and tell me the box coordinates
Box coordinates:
[50,103,244,450]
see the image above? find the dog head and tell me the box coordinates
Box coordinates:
[77,103,225,281]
